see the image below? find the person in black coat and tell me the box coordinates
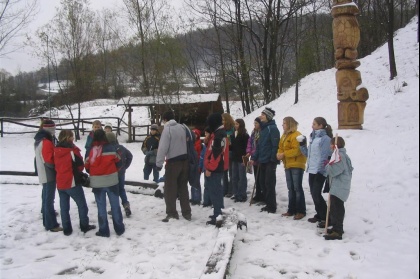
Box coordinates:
[230,119,250,202]
[141,124,160,183]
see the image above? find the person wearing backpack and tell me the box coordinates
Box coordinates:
[156,111,192,222]
[85,129,125,237]
[141,124,160,183]
[106,132,133,217]
[204,113,229,227]
[54,130,96,235]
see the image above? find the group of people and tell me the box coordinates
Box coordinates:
[34,108,353,241]
[35,120,132,237]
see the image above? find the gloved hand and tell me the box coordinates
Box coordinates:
[296,135,306,146]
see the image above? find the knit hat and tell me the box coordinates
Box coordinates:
[42,119,56,135]
[207,113,223,133]
[254,117,262,125]
[262,108,275,121]
[151,124,159,131]
[104,122,113,130]
[105,132,117,143]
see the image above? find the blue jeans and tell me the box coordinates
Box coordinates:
[144,164,160,182]
[118,173,129,205]
[190,172,202,203]
[58,186,90,234]
[285,168,306,214]
[206,172,224,218]
[93,186,125,236]
[42,181,59,230]
[231,161,248,201]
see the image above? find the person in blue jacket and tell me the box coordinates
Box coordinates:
[299,117,333,226]
[249,108,280,214]
[324,136,353,240]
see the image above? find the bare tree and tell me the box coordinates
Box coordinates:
[37,0,98,139]
[386,0,398,79]
[0,0,39,56]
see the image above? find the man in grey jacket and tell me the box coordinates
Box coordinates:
[156,111,192,222]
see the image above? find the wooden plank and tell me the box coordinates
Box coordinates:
[0,171,36,176]
[125,180,158,189]
[0,171,158,190]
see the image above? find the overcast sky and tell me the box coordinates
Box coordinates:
[0,0,184,75]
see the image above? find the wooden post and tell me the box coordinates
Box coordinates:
[127,107,133,142]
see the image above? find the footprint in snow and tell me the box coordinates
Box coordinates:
[350,250,361,260]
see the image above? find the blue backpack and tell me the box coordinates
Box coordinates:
[183,124,199,188]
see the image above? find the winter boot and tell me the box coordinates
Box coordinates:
[323,231,342,240]
[123,203,131,217]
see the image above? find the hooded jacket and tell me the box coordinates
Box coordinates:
[204,126,228,172]
[278,130,307,170]
[34,129,56,184]
[85,141,121,188]
[326,148,353,202]
[54,141,84,190]
[156,119,188,169]
[300,129,332,176]
[251,120,280,164]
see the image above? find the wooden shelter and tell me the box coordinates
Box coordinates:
[117,93,223,141]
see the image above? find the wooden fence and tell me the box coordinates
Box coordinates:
[0,116,151,142]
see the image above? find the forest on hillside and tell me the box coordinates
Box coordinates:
[0,0,418,117]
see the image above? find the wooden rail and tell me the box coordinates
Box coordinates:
[0,171,158,189]
[0,116,151,142]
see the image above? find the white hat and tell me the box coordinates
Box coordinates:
[104,122,113,130]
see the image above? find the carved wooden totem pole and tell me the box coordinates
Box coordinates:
[332,0,369,129]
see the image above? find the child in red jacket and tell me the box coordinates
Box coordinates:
[55,130,96,236]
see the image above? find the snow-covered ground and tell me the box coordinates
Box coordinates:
[0,18,419,279]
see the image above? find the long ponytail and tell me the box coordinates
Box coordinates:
[314,117,333,138]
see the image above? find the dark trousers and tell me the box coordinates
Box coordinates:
[164,159,191,217]
[252,165,263,201]
[258,162,277,211]
[144,163,160,183]
[308,173,327,220]
[330,195,345,234]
